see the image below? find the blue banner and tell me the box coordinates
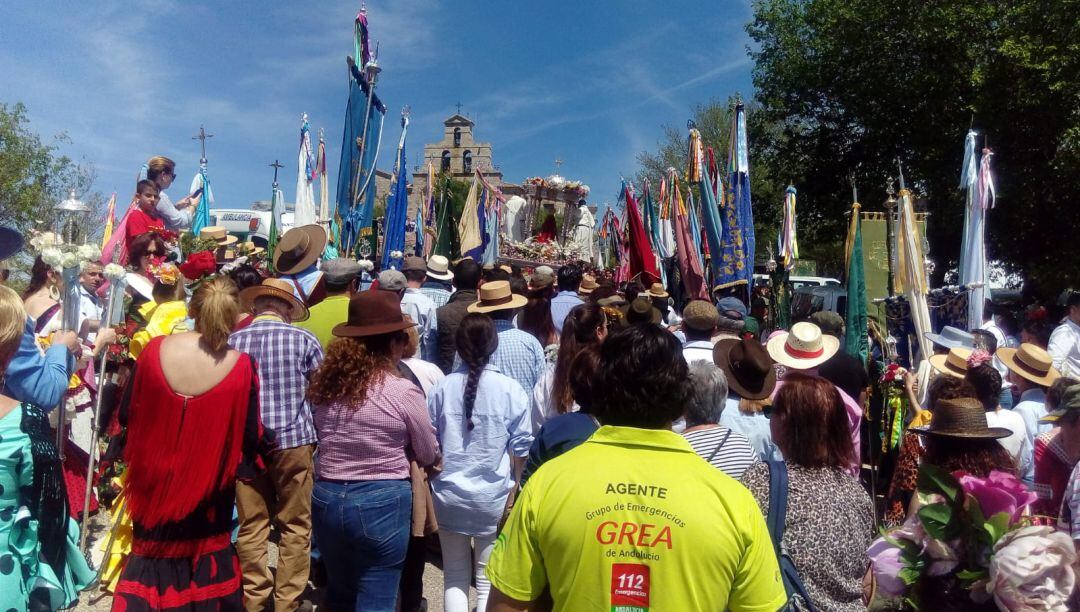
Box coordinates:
[336,69,386,257]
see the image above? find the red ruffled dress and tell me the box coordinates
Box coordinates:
[112,336,268,612]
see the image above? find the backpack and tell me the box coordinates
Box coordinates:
[764,459,817,612]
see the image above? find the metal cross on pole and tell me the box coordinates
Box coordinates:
[554,157,564,174]
[455,101,463,115]
[270,159,284,188]
[192,125,214,166]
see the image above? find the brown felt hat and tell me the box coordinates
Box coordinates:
[273,225,328,275]
[713,338,777,400]
[913,397,1012,439]
[333,290,414,338]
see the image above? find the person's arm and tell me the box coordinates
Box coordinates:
[155,193,193,229]
[3,323,76,409]
[486,589,537,612]
[304,336,325,379]
[402,384,440,467]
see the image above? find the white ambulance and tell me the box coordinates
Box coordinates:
[209,200,295,248]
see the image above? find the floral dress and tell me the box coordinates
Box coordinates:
[0,403,94,611]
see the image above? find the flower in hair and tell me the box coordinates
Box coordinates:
[968,349,993,369]
[147,260,180,286]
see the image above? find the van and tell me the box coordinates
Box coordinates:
[209,208,295,247]
[791,285,848,321]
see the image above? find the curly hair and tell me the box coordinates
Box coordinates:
[923,437,1017,477]
[307,332,404,406]
[592,324,689,428]
[965,364,1003,411]
[455,314,498,430]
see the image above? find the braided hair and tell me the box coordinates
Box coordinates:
[455,313,499,430]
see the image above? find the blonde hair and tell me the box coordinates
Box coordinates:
[189,277,240,352]
[0,285,27,365]
[146,156,176,181]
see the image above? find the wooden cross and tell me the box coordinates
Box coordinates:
[270,160,284,187]
[192,125,214,164]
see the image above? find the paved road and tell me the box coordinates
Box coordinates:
[73,513,473,611]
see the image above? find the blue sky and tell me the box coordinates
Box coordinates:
[1,1,755,213]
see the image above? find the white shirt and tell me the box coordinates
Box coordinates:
[682,340,715,364]
[402,357,445,398]
[1012,387,1048,484]
[1049,319,1080,378]
[981,320,1014,389]
[985,408,1029,471]
[530,365,579,434]
[78,285,104,341]
[401,288,438,361]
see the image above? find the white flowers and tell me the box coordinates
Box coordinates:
[60,252,79,269]
[29,231,62,251]
[357,260,374,272]
[103,263,126,280]
[985,525,1076,610]
[390,250,404,259]
[77,243,102,262]
[41,247,64,267]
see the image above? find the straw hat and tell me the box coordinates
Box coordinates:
[998,343,1061,387]
[766,322,840,370]
[913,397,1012,439]
[682,300,720,332]
[646,282,669,299]
[239,278,309,322]
[579,274,599,295]
[239,241,265,257]
[468,280,527,314]
[713,338,777,400]
[273,225,328,275]
[929,347,973,378]
[425,255,453,281]
[333,290,414,338]
[199,225,238,247]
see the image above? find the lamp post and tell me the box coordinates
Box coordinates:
[55,189,91,458]
[56,189,91,245]
[883,178,897,298]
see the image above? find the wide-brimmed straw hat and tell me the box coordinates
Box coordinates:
[468,280,527,314]
[929,347,973,378]
[913,397,1012,439]
[240,278,309,322]
[333,290,414,338]
[714,338,777,400]
[273,225,328,275]
[579,274,599,295]
[998,343,1061,387]
[645,282,669,299]
[925,326,975,350]
[766,322,840,370]
[199,225,238,247]
[425,255,453,281]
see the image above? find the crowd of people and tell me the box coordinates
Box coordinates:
[3,157,1080,611]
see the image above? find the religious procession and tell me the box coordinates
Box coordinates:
[1,2,1078,612]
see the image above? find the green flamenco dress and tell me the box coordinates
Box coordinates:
[0,403,94,611]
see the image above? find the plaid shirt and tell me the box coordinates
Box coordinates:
[419,285,452,309]
[457,318,545,395]
[229,316,323,450]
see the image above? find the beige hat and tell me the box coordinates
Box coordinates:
[468,280,528,314]
[682,300,720,332]
[998,343,1061,387]
[425,255,453,281]
[929,347,973,378]
[579,274,599,295]
[239,278,309,322]
[766,322,840,370]
[199,225,238,247]
[646,282,669,299]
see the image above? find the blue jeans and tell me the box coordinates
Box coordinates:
[312,479,412,612]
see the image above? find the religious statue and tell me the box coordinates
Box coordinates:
[571,201,596,260]
[503,195,527,243]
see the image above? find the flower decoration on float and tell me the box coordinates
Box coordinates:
[867,465,1073,607]
[179,251,218,281]
[103,263,126,280]
[357,259,374,272]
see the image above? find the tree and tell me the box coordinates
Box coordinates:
[747,0,1080,297]
[0,102,101,237]
[636,98,787,271]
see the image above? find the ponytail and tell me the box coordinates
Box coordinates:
[455,313,499,431]
[189,277,240,352]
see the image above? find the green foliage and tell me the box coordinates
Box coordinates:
[747,0,1080,296]
[0,102,101,236]
[918,502,958,541]
[916,464,961,503]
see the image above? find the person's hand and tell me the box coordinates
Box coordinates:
[175,196,194,210]
[95,327,117,347]
[55,331,81,357]
[903,369,918,397]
